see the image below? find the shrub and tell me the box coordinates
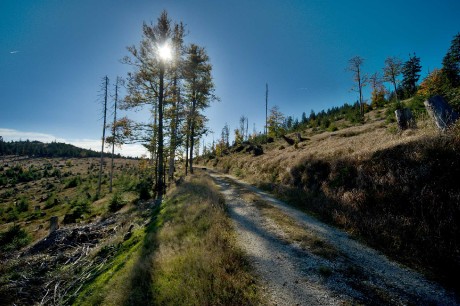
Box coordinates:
[0,224,31,252]
[64,198,91,224]
[17,197,29,212]
[108,192,125,212]
[65,176,81,188]
[137,177,152,201]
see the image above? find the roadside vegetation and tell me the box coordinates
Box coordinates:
[73,174,261,306]
[200,113,460,292]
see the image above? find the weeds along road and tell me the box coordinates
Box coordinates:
[201,168,458,306]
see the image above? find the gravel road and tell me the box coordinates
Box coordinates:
[206,169,458,306]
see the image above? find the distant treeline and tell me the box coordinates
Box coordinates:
[0,139,123,159]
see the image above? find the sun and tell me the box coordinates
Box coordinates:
[158,43,172,61]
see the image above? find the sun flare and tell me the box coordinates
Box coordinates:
[158,43,172,61]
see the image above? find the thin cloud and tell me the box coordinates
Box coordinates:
[9,50,21,54]
[0,128,147,157]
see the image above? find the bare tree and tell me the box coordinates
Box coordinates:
[265,83,268,139]
[109,77,121,193]
[97,76,109,198]
[347,56,368,117]
[383,56,403,103]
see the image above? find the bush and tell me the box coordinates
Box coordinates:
[108,192,125,212]
[17,197,29,212]
[0,224,31,252]
[65,176,81,188]
[137,177,152,201]
[64,198,91,224]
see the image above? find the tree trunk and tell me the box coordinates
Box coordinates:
[185,115,190,176]
[395,108,414,130]
[109,79,118,193]
[392,79,399,103]
[97,76,108,197]
[168,84,180,183]
[189,98,197,175]
[157,65,165,200]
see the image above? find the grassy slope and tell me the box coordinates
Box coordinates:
[73,174,261,306]
[198,108,460,292]
[0,157,139,251]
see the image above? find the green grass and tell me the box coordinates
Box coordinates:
[73,174,262,306]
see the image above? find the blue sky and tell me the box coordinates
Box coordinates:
[1,0,459,156]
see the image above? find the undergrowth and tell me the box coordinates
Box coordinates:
[73,174,261,305]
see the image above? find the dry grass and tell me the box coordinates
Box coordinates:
[73,174,262,306]
[198,109,460,292]
[151,175,261,305]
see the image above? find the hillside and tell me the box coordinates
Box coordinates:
[197,106,460,292]
[0,140,123,159]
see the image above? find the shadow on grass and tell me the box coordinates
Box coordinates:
[120,205,162,306]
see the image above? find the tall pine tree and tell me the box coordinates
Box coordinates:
[442,33,460,87]
[401,53,422,98]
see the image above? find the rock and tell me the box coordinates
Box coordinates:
[252,145,264,156]
[395,108,416,130]
[49,216,59,233]
[424,95,459,131]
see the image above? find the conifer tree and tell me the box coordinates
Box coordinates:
[122,11,175,200]
[442,33,460,87]
[401,53,422,97]
[183,44,216,174]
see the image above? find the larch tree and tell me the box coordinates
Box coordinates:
[369,72,386,108]
[267,105,285,138]
[183,44,216,175]
[347,56,367,117]
[167,22,185,183]
[383,56,403,103]
[122,11,175,200]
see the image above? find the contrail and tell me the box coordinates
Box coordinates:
[10,50,20,54]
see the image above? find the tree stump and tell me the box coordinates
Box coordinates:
[394,108,415,130]
[281,135,295,145]
[295,133,304,142]
[49,216,59,233]
[424,95,459,131]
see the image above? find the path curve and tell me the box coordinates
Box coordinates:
[204,168,458,306]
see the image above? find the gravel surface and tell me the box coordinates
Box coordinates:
[207,169,458,306]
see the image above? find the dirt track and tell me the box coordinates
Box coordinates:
[206,169,458,305]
